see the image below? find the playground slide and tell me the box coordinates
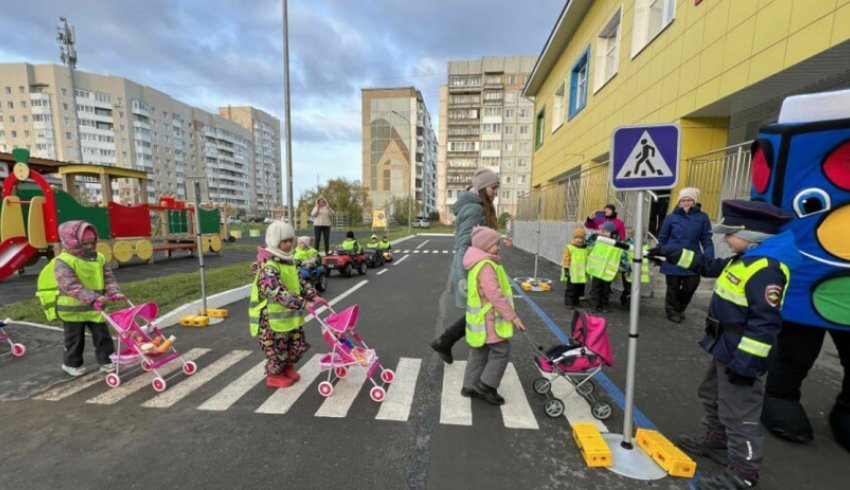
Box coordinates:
[0,236,36,280]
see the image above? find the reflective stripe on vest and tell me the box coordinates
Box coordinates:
[677,249,695,269]
[465,259,514,348]
[567,244,588,284]
[248,260,305,336]
[713,258,791,308]
[54,252,107,323]
[626,246,651,284]
[586,241,622,282]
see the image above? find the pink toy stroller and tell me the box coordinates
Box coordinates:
[522,309,614,420]
[97,301,197,392]
[308,299,395,402]
[0,318,25,358]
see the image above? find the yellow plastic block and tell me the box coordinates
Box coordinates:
[635,429,697,478]
[180,315,210,327]
[207,308,228,318]
[572,423,612,468]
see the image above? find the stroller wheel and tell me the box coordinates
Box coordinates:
[592,401,613,420]
[532,377,551,395]
[105,373,121,388]
[11,343,25,357]
[380,369,395,384]
[183,361,197,376]
[334,367,348,379]
[318,381,334,397]
[575,379,595,396]
[370,386,386,402]
[152,377,167,393]
[544,398,565,418]
[141,360,153,372]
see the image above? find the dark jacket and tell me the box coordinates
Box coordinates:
[451,190,487,309]
[657,204,714,276]
[673,232,799,378]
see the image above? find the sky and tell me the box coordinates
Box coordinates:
[0,0,565,202]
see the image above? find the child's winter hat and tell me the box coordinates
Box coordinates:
[346,231,355,239]
[471,225,502,251]
[678,187,700,202]
[601,221,618,235]
[265,221,295,260]
[297,236,311,247]
[572,227,586,239]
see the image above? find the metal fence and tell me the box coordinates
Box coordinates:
[686,141,753,220]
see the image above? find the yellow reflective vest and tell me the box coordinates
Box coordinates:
[586,239,623,282]
[625,246,651,284]
[248,260,305,336]
[466,259,514,348]
[561,244,588,284]
[36,252,107,323]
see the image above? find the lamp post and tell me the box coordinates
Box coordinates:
[391,109,415,234]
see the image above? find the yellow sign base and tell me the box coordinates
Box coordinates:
[180,315,210,328]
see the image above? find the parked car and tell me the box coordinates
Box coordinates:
[414,217,430,229]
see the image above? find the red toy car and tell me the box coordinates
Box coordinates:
[322,249,368,278]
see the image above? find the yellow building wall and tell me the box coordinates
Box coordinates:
[531,0,850,191]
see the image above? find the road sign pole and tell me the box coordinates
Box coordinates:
[622,190,644,447]
[192,180,207,316]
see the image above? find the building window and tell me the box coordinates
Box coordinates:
[632,0,675,57]
[504,125,514,135]
[503,142,514,152]
[482,123,502,134]
[518,108,530,119]
[595,9,621,92]
[518,158,528,167]
[519,125,530,135]
[569,48,590,119]
[507,75,516,85]
[4,87,10,94]
[18,86,24,94]
[505,109,515,119]
[552,82,566,131]
[534,108,545,149]
[7,101,12,109]
[505,92,518,104]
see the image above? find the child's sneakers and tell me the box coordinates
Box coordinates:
[99,363,116,373]
[282,363,300,381]
[62,364,86,377]
[266,372,294,388]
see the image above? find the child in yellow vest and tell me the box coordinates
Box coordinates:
[461,226,526,405]
[53,221,125,377]
[249,221,318,389]
[561,227,588,309]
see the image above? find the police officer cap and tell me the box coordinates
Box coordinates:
[712,199,792,235]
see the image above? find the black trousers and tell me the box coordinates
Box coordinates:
[314,226,331,255]
[766,322,850,404]
[664,274,701,316]
[63,321,115,368]
[564,272,585,306]
[437,315,466,349]
[590,278,612,309]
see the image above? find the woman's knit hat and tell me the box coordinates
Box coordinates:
[471,225,502,251]
[471,168,500,192]
[678,187,700,202]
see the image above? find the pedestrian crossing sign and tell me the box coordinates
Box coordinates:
[611,124,680,191]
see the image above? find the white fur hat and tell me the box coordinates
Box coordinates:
[265,221,295,259]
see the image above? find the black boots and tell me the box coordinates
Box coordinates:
[430,339,453,364]
[829,397,850,452]
[678,433,728,465]
[473,381,505,405]
[761,395,814,443]
[699,467,758,490]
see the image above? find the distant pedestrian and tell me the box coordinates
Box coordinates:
[311,196,334,255]
[657,187,714,323]
[585,204,627,241]
[430,167,499,364]
[561,226,588,309]
[460,226,525,405]
[249,221,318,389]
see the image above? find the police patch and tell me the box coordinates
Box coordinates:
[765,285,783,308]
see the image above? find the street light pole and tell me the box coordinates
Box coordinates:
[282,0,294,222]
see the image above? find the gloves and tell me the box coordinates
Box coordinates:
[645,247,666,265]
[726,367,756,386]
[613,240,630,251]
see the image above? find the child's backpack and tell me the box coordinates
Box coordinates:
[35,258,60,321]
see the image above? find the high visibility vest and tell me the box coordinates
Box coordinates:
[379,240,390,249]
[294,247,318,263]
[567,244,588,284]
[248,260,305,336]
[465,259,514,348]
[36,252,107,323]
[341,239,361,253]
[586,240,623,282]
[713,257,791,359]
[626,246,651,284]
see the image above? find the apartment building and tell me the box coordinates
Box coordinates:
[437,56,537,224]
[0,63,280,214]
[361,87,438,216]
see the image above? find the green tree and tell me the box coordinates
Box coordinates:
[498,211,512,229]
[297,178,371,226]
[389,194,421,226]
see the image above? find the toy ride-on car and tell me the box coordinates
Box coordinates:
[298,262,329,292]
[382,249,393,262]
[322,250,368,278]
[364,248,385,268]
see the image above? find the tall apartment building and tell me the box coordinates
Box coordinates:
[362,87,438,216]
[219,106,282,215]
[437,56,537,223]
[0,63,281,214]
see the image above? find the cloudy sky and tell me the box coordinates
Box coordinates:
[0,0,564,201]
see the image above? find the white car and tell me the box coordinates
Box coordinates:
[414,217,430,229]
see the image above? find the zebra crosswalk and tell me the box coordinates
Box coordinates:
[28,349,582,430]
[396,250,453,254]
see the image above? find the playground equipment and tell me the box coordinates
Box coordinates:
[0,149,223,280]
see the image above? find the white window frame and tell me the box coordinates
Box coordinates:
[552,82,566,132]
[631,0,675,58]
[594,8,622,93]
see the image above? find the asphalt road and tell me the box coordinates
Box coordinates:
[1,235,847,489]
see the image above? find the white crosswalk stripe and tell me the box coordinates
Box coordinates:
[141,350,251,408]
[499,364,539,430]
[440,361,471,426]
[197,360,265,411]
[401,250,410,253]
[413,250,420,254]
[377,269,388,275]
[255,355,323,415]
[422,250,429,254]
[442,250,449,254]
[34,371,106,402]
[375,358,421,422]
[87,348,210,405]
[315,367,367,418]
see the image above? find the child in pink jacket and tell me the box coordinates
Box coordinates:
[461,226,526,405]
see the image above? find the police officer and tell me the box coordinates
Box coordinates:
[648,200,799,490]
